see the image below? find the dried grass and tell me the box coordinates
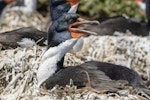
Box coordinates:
[1,35,150,99]
[0,7,149,100]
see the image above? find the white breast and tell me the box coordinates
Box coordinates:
[36,38,79,88]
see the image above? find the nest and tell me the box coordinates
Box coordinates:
[0,6,150,100]
[77,35,150,80]
[0,35,150,99]
[0,7,50,32]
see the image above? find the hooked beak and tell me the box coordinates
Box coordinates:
[69,18,100,38]
[67,0,80,13]
[66,0,99,38]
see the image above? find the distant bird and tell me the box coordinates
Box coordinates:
[0,27,47,49]
[82,0,150,36]
[36,0,150,98]
[82,16,149,36]
[37,13,150,98]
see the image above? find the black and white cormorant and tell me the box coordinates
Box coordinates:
[37,12,150,99]
[0,27,47,49]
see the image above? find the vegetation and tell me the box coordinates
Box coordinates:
[37,0,146,20]
[78,0,146,20]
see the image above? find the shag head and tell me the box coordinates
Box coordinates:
[49,0,99,48]
[48,13,99,48]
[50,0,80,21]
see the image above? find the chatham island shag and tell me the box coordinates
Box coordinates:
[48,0,84,47]
[0,27,47,49]
[47,0,97,71]
[36,13,150,98]
[82,0,150,36]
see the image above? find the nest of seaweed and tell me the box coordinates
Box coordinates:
[0,7,50,32]
[0,6,150,100]
[0,35,150,99]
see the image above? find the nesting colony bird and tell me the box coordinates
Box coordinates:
[0,0,49,49]
[36,0,150,99]
[0,27,47,49]
[48,0,95,48]
[82,0,150,36]
[47,0,95,70]
[0,0,48,33]
[37,13,150,98]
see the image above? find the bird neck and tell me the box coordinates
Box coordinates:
[68,3,79,13]
[37,38,83,87]
[39,38,78,76]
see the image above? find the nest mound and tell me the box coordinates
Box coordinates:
[0,6,150,100]
[78,35,150,80]
[0,8,50,32]
[0,35,150,99]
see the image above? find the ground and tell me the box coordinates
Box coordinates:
[0,7,150,100]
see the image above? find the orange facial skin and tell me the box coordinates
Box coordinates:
[67,0,80,6]
[66,0,83,38]
[4,0,15,4]
[69,27,87,38]
[77,17,85,22]
[69,18,87,38]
